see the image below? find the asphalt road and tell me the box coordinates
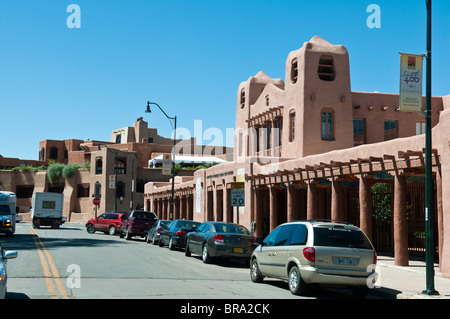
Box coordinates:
[1,222,382,300]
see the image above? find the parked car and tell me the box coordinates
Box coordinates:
[146,219,171,245]
[85,211,127,235]
[185,221,259,264]
[250,220,377,297]
[0,242,18,299]
[159,219,201,250]
[120,210,158,240]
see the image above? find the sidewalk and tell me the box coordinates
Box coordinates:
[372,255,450,299]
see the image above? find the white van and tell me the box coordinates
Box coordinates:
[0,192,17,237]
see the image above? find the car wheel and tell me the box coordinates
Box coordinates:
[185,239,191,257]
[108,226,116,236]
[202,244,212,264]
[125,228,132,240]
[250,258,264,283]
[86,224,95,234]
[288,266,307,296]
[168,237,175,250]
[152,234,158,245]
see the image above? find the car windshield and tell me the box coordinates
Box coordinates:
[177,221,200,231]
[0,205,11,215]
[313,226,373,249]
[134,212,156,219]
[213,223,251,235]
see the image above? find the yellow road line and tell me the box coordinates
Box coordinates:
[30,227,69,299]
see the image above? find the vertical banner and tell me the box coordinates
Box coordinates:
[162,153,172,175]
[399,53,423,112]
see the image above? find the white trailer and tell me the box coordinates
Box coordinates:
[0,191,16,236]
[31,192,64,229]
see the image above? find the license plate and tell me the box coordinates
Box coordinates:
[338,257,354,265]
[233,248,244,253]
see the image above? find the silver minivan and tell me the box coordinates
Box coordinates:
[250,220,377,297]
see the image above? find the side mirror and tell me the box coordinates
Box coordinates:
[4,251,18,260]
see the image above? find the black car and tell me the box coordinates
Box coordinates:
[185,221,258,264]
[146,219,171,245]
[159,219,201,250]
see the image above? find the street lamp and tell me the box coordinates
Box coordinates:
[422,0,438,296]
[145,101,177,220]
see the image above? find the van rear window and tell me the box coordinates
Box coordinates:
[313,227,372,249]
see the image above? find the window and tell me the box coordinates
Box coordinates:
[384,120,398,141]
[39,147,45,161]
[263,226,281,247]
[255,126,260,153]
[318,55,335,81]
[115,134,122,144]
[291,58,298,84]
[95,157,103,175]
[77,184,90,198]
[274,117,283,147]
[115,158,126,175]
[50,147,58,160]
[265,95,269,107]
[353,119,366,146]
[416,122,426,135]
[289,112,295,142]
[116,181,125,199]
[321,110,334,140]
[265,122,272,150]
[16,185,34,199]
[240,88,245,108]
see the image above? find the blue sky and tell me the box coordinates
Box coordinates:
[1,0,449,161]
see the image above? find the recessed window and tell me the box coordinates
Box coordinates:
[321,110,334,140]
[265,122,272,150]
[274,117,283,147]
[318,55,335,81]
[240,88,246,108]
[384,120,398,141]
[416,122,425,135]
[289,112,295,142]
[353,119,366,146]
[115,158,126,175]
[50,147,58,160]
[291,58,298,84]
[95,157,103,175]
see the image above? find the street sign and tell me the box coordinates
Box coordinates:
[230,182,244,189]
[93,197,100,206]
[231,189,245,207]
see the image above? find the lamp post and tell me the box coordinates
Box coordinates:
[422,0,438,296]
[145,101,177,220]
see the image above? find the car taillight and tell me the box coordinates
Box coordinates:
[214,234,225,244]
[175,230,187,236]
[303,247,315,262]
[156,227,162,233]
[373,251,377,265]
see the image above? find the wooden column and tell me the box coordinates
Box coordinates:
[331,180,343,222]
[307,182,317,220]
[359,176,373,241]
[394,174,408,266]
[270,186,278,232]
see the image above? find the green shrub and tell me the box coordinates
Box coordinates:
[62,163,82,179]
[47,163,65,183]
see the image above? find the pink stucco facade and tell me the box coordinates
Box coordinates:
[144,36,450,277]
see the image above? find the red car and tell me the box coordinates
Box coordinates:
[85,211,127,235]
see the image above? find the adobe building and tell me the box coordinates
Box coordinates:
[0,117,232,222]
[144,36,450,277]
